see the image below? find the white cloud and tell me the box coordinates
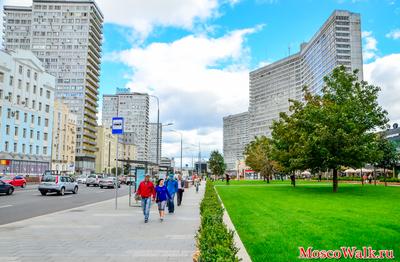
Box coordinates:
[96,0,220,38]
[386,29,400,39]
[110,27,260,159]
[362,31,378,61]
[364,54,400,125]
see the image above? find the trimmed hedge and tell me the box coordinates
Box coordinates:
[379,177,400,183]
[196,180,239,262]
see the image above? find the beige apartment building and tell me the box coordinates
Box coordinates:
[51,100,77,174]
[95,125,136,174]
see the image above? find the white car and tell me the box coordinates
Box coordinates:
[99,177,121,189]
[76,175,87,184]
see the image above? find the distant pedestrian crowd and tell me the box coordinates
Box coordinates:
[135,173,202,223]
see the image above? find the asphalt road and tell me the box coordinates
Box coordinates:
[0,183,131,225]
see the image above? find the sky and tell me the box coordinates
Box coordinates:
[1,0,400,168]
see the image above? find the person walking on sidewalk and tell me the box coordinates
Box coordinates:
[165,174,178,213]
[177,175,185,206]
[155,178,171,222]
[136,175,155,223]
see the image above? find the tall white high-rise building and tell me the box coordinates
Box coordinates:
[223,112,249,171]
[102,91,150,162]
[249,10,363,138]
[148,123,162,164]
[3,0,104,174]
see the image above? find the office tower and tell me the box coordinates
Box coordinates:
[102,91,150,162]
[0,49,55,176]
[148,123,162,164]
[51,99,77,174]
[223,112,249,171]
[248,10,363,138]
[3,0,104,174]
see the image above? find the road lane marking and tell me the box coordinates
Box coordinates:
[0,205,12,209]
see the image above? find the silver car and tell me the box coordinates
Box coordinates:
[38,175,78,196]
[76,175,87,184]
[86,174,103,187]
[99,177,121,189]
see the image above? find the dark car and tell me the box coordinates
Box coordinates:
[0,180,14,195]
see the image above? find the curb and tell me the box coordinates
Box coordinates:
[214,187,252,262]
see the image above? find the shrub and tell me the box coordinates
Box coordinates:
[379,177,400,183]
[196,181,239,262]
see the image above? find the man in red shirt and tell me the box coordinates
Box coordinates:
[136,175,155,223]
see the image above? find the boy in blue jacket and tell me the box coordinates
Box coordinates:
[165,173,178,213]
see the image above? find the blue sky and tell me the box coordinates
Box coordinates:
[2,0,400,166]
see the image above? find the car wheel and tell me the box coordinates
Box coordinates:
[40,190,47,196]
[73,186,78,194]
[100,185,103,189]
[59,187,65,196]
[118,185,121,188]
[21,183,26,188]
[7,188,14,195]
[86,184,89,187]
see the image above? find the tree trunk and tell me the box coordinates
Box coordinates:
[361,169,364,186]
[333,168,338,193]
[266,174,270,183]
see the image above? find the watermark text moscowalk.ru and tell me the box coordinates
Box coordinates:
[299,247,395,259]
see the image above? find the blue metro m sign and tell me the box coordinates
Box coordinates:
[112,117,124,135]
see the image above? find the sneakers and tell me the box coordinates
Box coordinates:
[160,217,164,222]
[144,219,148,223]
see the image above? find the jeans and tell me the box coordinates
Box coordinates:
[167,193,175,213]
[177,189,184,206]
[141,197,151,220]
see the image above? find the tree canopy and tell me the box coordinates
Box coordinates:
[271,66,389,192]
[209,150,226,178]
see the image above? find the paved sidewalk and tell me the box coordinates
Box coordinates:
[0,183,204,262]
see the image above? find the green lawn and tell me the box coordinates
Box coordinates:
[216,182,400,262]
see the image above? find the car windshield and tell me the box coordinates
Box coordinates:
[88,175,96,178]
[1,176,13,180]
[106,177,115,180]
[42,175,56,182]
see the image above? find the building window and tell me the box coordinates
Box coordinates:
[29,145,32,154]
[37,131,40,140]
[44,133,48,141]
[22,144,26,153]
[14,143,17,152]
[0,90,2,99]
[37,116,41,125]
[23,128,26,138]
[19,65,22,74]
[6,125,10,135]
[33,85,37,94]
[34,72,37,80]
[27,69,31,78]
[40,88,43,96]
[18,79,22,89]
[7,109,11,119]
[14,127,18,136]
[46,90,51,99]
[31,115,34,124]
[30,130,33,139]
[9,76,13,86]
[0,72,4,82]
[32,100,35,109]
[43,146,47,155]
[36,146,39,155]
[45,118,49,127]
[5,142,9,152]
[24,113,27,122]
[15,110,19,120]
[45,104,50,113]
[16,95,20,104]
[38,102,42,111]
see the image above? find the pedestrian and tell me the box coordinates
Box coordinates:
[165,174,178,213]
[136,175,155,223]
[177,175,185,206]
[225,173,230,185]
[318,173,322,182]
[368,174,372,184]
[290,174,296,187]
[194,176,200,193]
[155,178,171,222]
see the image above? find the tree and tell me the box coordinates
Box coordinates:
[375,135,399,186]
[271,66,388,192]
[123,162,131,176]
[244,136,278,183]
[208,150,226,179]
[111,167,123,176]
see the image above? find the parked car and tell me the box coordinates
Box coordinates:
[99,177,121,189]
[0,181,14,195]
[76,175,88,184]
[125,175,135,185]
[86,174,103,187]
[1,175,26,188]
[38,175,78,196]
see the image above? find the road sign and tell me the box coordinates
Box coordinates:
[112,117,124,135]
